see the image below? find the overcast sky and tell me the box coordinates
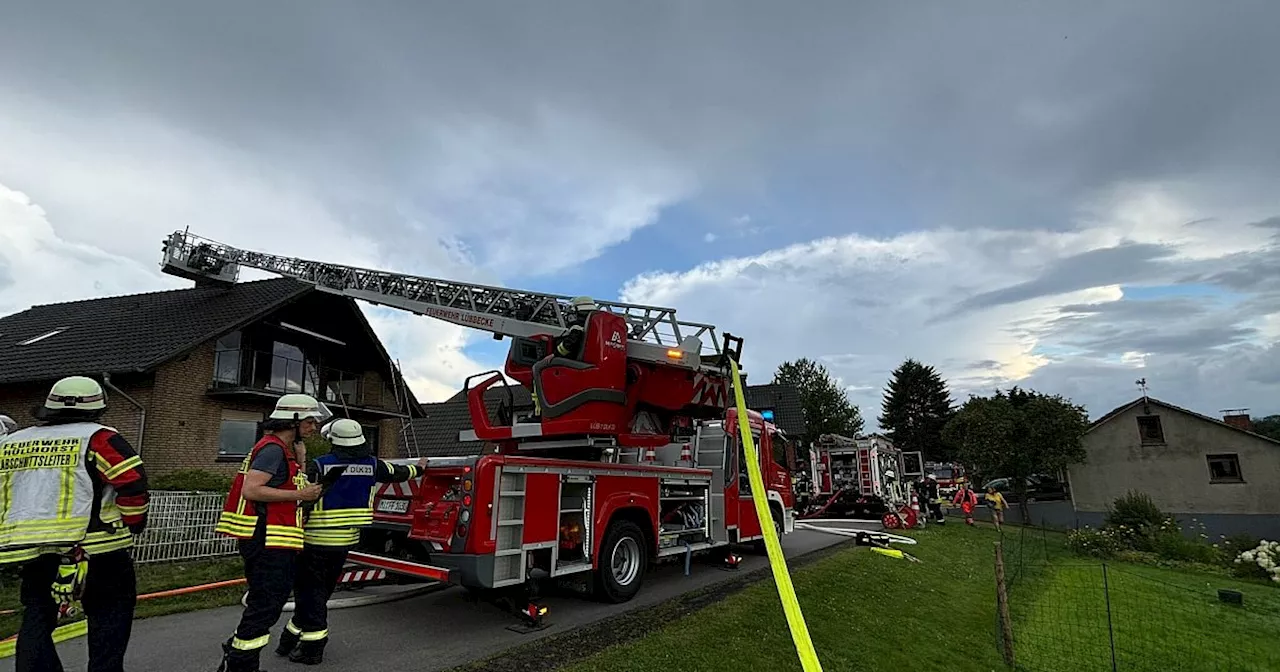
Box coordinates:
[2,1,1278,426]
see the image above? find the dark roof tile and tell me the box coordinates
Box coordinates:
[0,278,311,384]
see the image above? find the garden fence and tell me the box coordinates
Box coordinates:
[132,491,238,564]
[994,528,1279,672]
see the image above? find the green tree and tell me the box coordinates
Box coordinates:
[1252,414,1280,441]
[772,358,864,442]
[942,386,1089,520]
[878,358,955,462]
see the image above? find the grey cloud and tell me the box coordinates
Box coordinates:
[2,1,1278,253]
[944,243,1179,317]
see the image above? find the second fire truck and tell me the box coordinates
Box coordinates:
[161,230,795,609]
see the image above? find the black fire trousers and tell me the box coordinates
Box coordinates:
[17,549,137,672]
[290,545,350,638]
[226,534,297,670]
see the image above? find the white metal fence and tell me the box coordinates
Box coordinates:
[132,491,238,564]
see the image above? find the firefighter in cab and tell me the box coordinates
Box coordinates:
[276,418,428,665]
[529,295,597,419]
[0,376,150,672]
[216,394,328,672]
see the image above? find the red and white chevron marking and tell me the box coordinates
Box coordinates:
[376,479,418,498]
[339,569,387,584]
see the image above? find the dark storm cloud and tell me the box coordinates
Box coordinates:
[1,0,1278,244]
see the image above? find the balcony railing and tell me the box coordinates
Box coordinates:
[212,348,364,405]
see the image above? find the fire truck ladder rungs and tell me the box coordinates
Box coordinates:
[161,230,726,369]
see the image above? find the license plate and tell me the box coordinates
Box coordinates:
[376,499,410,514]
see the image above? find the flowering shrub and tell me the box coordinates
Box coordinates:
[1067,527,1125,558]
[1105,491,1165,532]
[1234,540,1280,582]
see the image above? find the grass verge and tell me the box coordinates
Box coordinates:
[0,555,244,639]
[561,523,1011,672]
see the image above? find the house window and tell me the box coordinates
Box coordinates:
[1207,454,1243,483]
[218,410,263,458]
[213,331,242,384]
[269,341,316,394]
[363,423,381,455]
[1137,415,1165,444]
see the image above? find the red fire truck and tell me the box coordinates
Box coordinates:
[162,230,795,611]
[800,433,922,524]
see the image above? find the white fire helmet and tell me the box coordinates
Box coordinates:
[0,414,16,439]
[568,296,598,313]
[269,394,332,423]
[325,418,366,447]
[44,376,107,411]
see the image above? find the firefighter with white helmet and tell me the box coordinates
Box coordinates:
[216,394,329,672]
[529,296,598,420]
[0,375,150,672]
[275,418,427,664]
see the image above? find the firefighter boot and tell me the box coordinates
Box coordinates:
[219,638,269,672]
[288,637,327,666]
[274,628,300,657]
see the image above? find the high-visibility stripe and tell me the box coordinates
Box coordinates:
[101,455,143,480]
[117,504,148,516]
[285,620,328,641]
[303,528,360,547]
[232,634,270,651]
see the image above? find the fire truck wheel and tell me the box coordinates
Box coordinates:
[594,519,647,603]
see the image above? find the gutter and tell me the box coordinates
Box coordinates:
[102,372,147,455]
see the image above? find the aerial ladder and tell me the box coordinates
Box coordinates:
[160,229,744,453]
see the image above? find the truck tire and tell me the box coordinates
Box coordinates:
[594,519,647,604]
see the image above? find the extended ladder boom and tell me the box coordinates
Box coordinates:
[161,230,729,369]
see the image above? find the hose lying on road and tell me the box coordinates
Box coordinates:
[240,582,442,612]
[795,521,918,546]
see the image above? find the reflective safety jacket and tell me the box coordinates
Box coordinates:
[0,422,149,565]
[303,455,420,547]
[217,435,305,550]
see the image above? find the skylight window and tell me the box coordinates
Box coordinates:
[18,327,68,346]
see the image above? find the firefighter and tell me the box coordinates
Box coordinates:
[529,295,597,419]
[216,394,328,672]
[276,419,428,664]
[0,375,150,672]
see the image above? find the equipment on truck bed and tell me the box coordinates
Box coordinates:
[160,229,794,616]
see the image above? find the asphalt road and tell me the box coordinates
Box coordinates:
[2,528,857,672]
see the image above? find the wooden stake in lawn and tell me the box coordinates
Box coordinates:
[729,360,823,672]
[994,541,1015,667]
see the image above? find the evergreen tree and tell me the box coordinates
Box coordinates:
[772,358,864,442]
[878,359,955,461]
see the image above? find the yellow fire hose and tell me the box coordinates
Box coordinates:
[730,360,823,672]
[0,618,88,659]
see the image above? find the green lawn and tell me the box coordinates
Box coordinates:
[565,524,1280,672]
[1011,561,1280,672]
[1,555,245,639]
[565,523,1012,672]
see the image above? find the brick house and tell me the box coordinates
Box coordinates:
[0,278,422,476]
[400,382,806,463]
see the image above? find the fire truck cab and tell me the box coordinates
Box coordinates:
[362,408,793,603]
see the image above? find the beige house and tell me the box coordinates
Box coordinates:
[1069,396,1280,538]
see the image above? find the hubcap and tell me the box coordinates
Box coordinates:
[611,537,641,586]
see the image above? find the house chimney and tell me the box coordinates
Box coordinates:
[1221,409,1252,431]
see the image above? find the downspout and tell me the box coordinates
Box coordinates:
[102,372,146,455]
